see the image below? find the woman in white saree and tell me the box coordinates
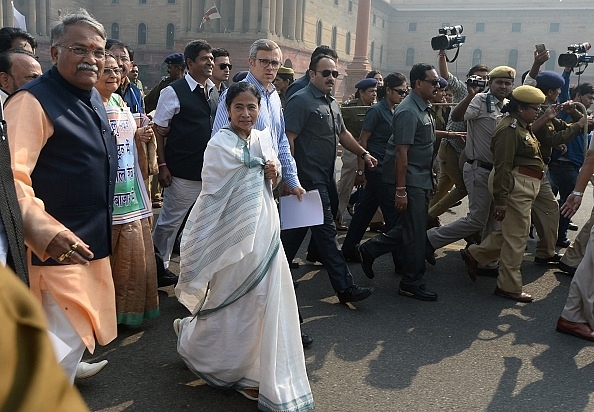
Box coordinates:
[174,82,314,411]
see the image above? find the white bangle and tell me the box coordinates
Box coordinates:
[572,191,584,197]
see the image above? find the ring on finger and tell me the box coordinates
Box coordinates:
[71,241,79,251]
[58,249,75,262]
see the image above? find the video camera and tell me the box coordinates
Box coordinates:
[466,75,486,90]
[558,42,594,67]
[431,25,466,51]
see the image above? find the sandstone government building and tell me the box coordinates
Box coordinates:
[3,0,594,97]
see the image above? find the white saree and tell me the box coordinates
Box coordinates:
[175,127,314,412]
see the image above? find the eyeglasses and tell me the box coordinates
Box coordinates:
[257,58,281,69]
[218,63,233,70]
[103,67,122,76]
[421,79,440,86]
[527,105,541,111]
[59,45,105,60]
[316,69,339,78]
[391,87,409,96]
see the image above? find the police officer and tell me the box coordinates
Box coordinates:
[460,85,546,302]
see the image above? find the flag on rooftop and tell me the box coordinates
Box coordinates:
[200,5,221,28]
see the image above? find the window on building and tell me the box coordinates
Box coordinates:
[406,47,414,66]
[345,31,351,55]
[380,45,383,65]
[138,23,147,45]
[369,41,374,62]
[550,23,560,33]
[472,49,482,66]
[334,0,338,5]
[331,27,337,51]
[316,21,322,46]
[409,22,416,32]
[512,23,521,32]
[139,0,146,3]
[546,51,557,70]
[382,19,385,28]
[166,23,175,50]
[111,22,119,39]
[476,22,485,32]
[167,0,175,3]
[348,0,353,12]
[373,14,376,26]
[112,0,119,3]
[508,49,518,68]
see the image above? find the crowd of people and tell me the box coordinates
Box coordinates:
[3,7,594,411]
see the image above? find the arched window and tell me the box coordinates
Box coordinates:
[508,49,518,68]
[472,49,482,66]
[345,32,351,55]
[138,23,147,45]
[316,21,322,46]
[406,48,414,66]
[111,22,119,40]
[166,23,175,50]
[546,50,557,71]
[331,27,337,50]
[369,40,374,62]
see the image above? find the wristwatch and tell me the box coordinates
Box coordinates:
[572,191,584,197]
[356,170,364,176]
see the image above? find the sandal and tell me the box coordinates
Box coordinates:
[236,387,259,401]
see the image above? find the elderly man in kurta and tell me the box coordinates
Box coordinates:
[5,10,118,382]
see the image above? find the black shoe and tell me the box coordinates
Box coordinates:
[476,267,499,277]
[558,261,577,276]
[556,238,571,248]
[399,283,438,301]
[359,244,376,279]
[306,253,322,264]
[158,268,178,287]
[568,222,578,231]
[301,331,313,347]
[425,236,436,266]
[342,248,362,263]
[534,253,563,265]
[337,284,374,303]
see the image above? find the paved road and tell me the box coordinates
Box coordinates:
[79,187,594,412]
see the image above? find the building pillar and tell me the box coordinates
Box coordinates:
[346,0,371,93]
[6,0,13,27]
[181,0,189,31]
[0,1,4,28]
[295,0,303,41]
[285,0,296,39]
[269,0,276,35]
[190,0,200,31]
[234,0,243,32]
[38,0,47,36]
[275,0,283,37]
[260,0,270,33]
[248,0,258,33]
[28,0,36,34]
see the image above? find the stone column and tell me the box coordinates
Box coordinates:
[28,0,36,35]
[181,0,189,31]
[269,0,276,35]
[234,0,243,33]
[275,0,283,37]
[345,0,371,93]
[260,0,270,33]
[248,0,258,33]
[0,1,4,28]
[285,0,296,39]
[190,0,200,31]
[38,0,47,36]
[295,0,303,41]
[6,0,13,27]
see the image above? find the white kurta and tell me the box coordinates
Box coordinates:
[175,127,314,412]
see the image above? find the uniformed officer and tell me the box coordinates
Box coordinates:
[460,85,546,302]
[336,77,378,232]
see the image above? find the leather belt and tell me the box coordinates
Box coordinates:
[517,165,544,180]
[466,159,493,171]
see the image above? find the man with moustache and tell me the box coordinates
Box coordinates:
[152,40,215,279]
[281,54,376,303]
[359,63,439,301]
[427,66,515,272]
[4,10,117,381]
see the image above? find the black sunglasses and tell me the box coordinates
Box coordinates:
[317,69,339,78]
[422,79,440,86]
[391,88,409,96]
[218,63,233,70]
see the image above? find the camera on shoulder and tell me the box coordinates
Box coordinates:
[558,42,593,67]
[431,25,466,51]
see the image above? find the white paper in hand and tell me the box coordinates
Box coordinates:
[279,189,323,230]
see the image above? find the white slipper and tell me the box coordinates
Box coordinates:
[173,318,181,337]
[75,360,108,379]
